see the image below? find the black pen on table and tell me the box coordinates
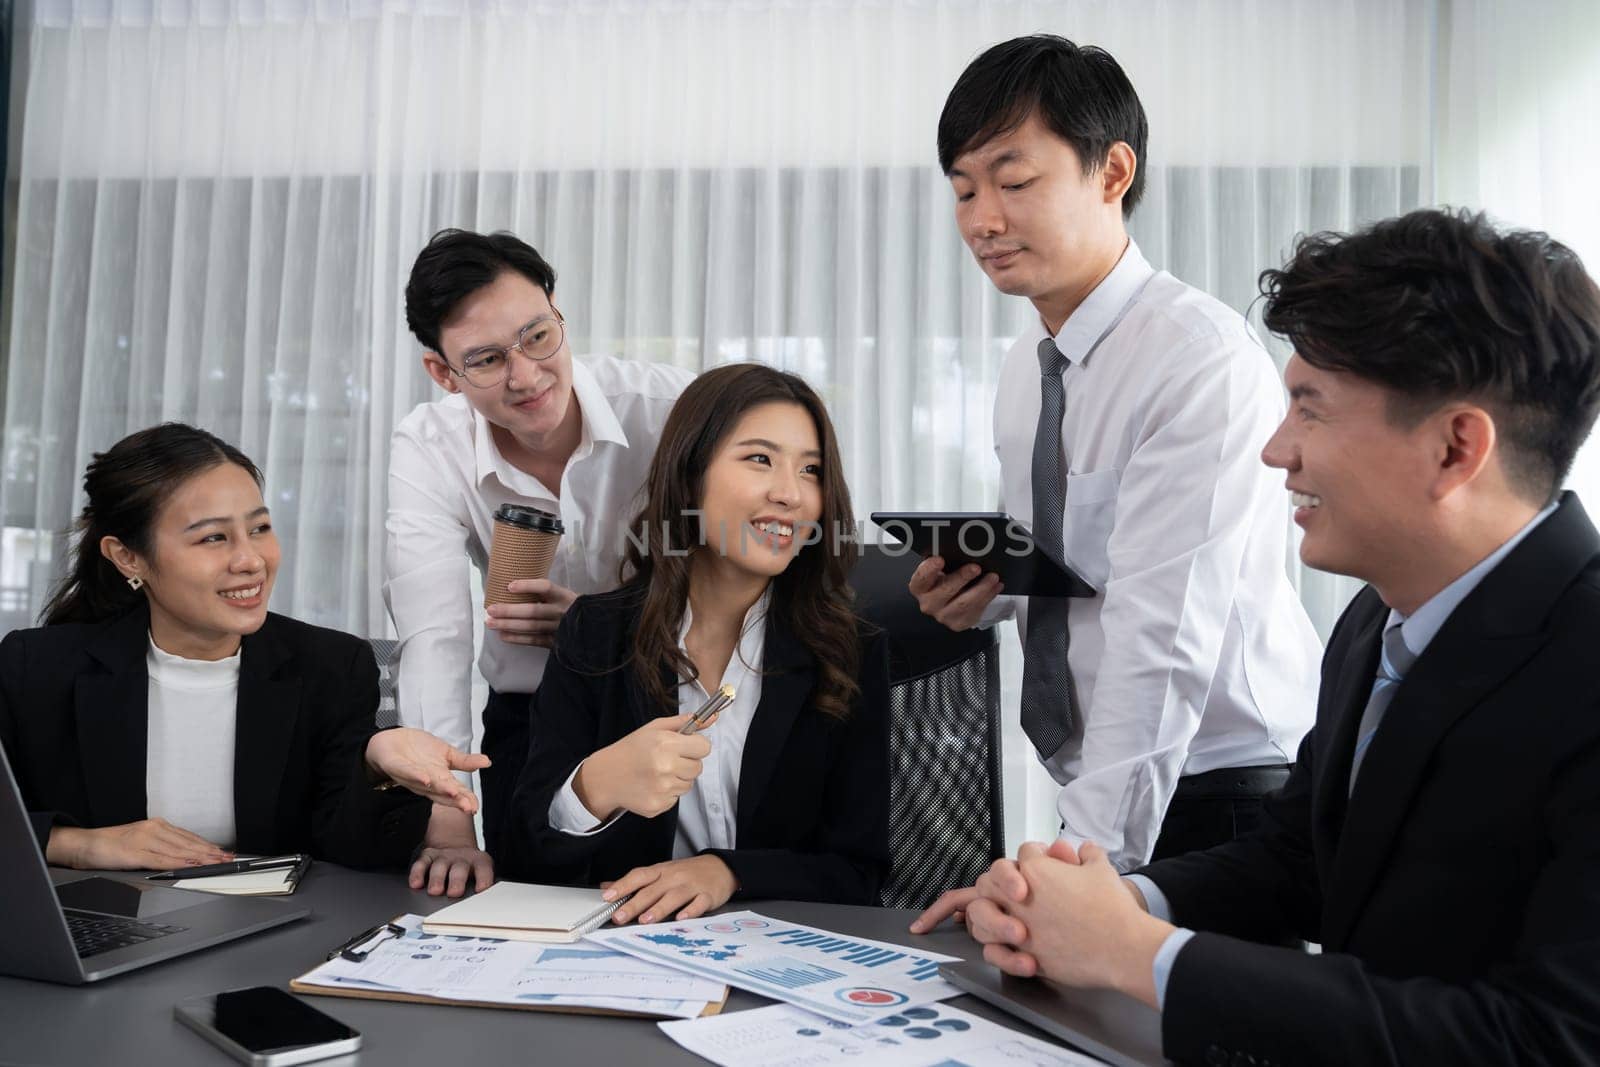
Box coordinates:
[147,854,307,881]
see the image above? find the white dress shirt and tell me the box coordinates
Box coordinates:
[548,589,770,858]
[384,354,693,755]
[144,637,238,847]
[989,239,1322,870]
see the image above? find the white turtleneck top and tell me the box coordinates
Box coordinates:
[144,636,239,847]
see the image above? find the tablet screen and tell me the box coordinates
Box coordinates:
[869,512,1096,598]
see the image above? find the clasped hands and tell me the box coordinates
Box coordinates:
[915,840,1174,1011]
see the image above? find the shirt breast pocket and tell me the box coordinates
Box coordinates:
[1062,469,1120,589]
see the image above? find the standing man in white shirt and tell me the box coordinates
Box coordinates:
[912,35,1321,930]
[388,230,693,873]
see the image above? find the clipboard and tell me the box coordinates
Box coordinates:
[290,915,729,1019]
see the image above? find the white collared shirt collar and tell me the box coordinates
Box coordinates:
[1047,238,1157,367]
[470,358,630,490]
[676,585,774,684]
[670,584,772,856]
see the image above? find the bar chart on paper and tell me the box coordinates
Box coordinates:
[536,947,618,964]
[737,958,846,989]
[762,928,948,981]
[587,911,963,1024]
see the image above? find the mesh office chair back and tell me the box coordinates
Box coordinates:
[850,544,1005,909]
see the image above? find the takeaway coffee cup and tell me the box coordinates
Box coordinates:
[484,504,564,607]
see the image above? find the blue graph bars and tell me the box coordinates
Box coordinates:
[536,947,619,964]
[735,957,847,989]
[764,929,944,981]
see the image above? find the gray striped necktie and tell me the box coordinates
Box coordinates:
[1020,336,1077,759]
[1348,623,1416,793]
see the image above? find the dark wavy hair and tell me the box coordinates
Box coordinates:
[621,364,860,721]
[404,228,557,356]
[41,423,263,625]
[1260,208,1600,506]
[938,34,1148,217]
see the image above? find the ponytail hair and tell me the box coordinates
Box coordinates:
[41,423,263,626]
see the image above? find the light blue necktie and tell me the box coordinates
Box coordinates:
[1348,623,1417,793]
[1020,337,1077,759]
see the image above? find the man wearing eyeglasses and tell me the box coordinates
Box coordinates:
[387,229,693,892]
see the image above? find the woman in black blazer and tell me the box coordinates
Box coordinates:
[502,364,890,922]
[0,423,492,895]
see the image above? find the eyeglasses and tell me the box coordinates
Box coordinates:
[448,311,565,388]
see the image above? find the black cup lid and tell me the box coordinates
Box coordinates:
[493,504,564,534]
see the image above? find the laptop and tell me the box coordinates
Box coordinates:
[0,742,309,984]
[940,960,1169,1067]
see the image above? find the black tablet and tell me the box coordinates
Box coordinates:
[869,512,1098,598]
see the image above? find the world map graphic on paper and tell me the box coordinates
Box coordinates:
[638,931,746,962]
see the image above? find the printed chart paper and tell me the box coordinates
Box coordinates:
[659,1001,1102,1066]
[297,914,718,1018]
[588,910,961,1024]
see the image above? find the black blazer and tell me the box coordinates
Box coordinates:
[1139,491,1600,1065]
[502,585,891,904]
[0,604,431,869]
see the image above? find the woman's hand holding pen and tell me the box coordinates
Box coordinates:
[364,728,491,813]
[574,714,712,819]
[601,855,739,924]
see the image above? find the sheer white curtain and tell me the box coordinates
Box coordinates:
[2,0,1440,845]
[1437,0,1600,500]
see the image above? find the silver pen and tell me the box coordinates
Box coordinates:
[679,684,735,733]
[594,685,737,831]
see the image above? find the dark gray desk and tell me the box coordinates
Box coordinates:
[0,865,1087,1066]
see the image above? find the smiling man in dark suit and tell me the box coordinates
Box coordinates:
[961,207,1600,1065]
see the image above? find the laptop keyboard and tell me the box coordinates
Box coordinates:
[64,909,189,958]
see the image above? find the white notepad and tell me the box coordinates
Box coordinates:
[168,855,310,896]
[420,881,623,942]
[170,867,300,895]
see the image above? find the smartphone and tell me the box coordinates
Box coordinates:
[174,986,361,1066]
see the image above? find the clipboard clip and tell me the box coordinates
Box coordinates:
[327,920,405,962]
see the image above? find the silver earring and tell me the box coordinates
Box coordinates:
[126,575,144,591]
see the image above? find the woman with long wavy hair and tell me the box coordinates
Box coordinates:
[504,363,890,921]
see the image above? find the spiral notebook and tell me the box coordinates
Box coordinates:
[169,855,312,896]
[419,881,623,942]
